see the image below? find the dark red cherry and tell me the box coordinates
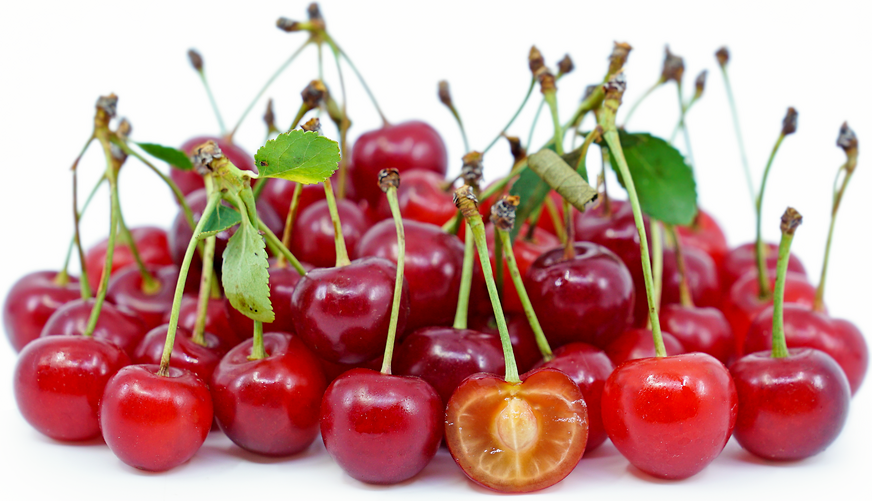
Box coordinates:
[661,246,721,308]
[290,199,372,269]
[378,169,456,227]
[224,261,309,339]
[173,295,240,348]
[211,332,327,456]
[290,257,410,364]
[660,304,734,364]
[719,242,806,294]
[604,328,685,366]
[393,326,505,405]
[171,136,254,198]
[525,242,635,349]
[357,219,465,331]
[536,342,614,451]
[106,264,179,331]
[41,299,145,357]
[730,348,850,460]
[14,335,130,441]
[100,365,213,472]
[260,179,327,223]
[676,208,729,266]
[132,324,225,384]
[744,305,868,395]
[467,315,541,373]
[320,368,443,484]
[85,226,173,292]
[3,271,81,352]
[350,121,448,206]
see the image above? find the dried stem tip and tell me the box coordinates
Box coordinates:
[438,80,452,107]
[378,168,400,192]
[491,195,519,231]
[96,94,118,118]
[453,185,479,219]
[302,80,327,109]
[661,46,685,83]
[694,70,707,97]
[780,207,803,235]
[461,151,484,187]
[503,134,526,162]
[781,107,798,136]
[715,47,730,67]
[608,41,633,75]
[193,140,223,176]
[307,3,324,24]
[187,49,203,72]
[301,117,321,133]
[603,72,627,102]
[837,122,858,154]
[538,69,557,94]
[276,17,301,32]
[529,46,545,75]
[558,54,574,75]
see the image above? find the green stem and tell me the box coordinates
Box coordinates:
[323,33,388,126]
[526,98,546,152]
[257,219,307,276]
[71,168,94,300]
[277,182,304,268]
[650,219,663,326]
[621,79,663,128]
[380,187,405,375]
[328,42,351,199]
[116,210,159,293]
[676,82,695,167]
[323,177,350,267]
[198,70,226,135]
[771,221,798,359]
[542,195,565,243]
[453,223,475,330]
[815,166,854,311]
[494,228,504,299]
[543,91,564,156]
[667,224,694,307]
[62,174,105,279]
[249,321,266,360]
[288,102,309,132]
[669,95,698,144]
[192,176,217,346]
[754,133,786,299]
[482,78,535,155]
[718,65,756,208]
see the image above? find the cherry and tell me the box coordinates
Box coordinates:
[393,326,505,405]
[676,208,729,266]
[602,353,738,479]
[444,368,589,493]
[173,294,239,348]
[171,136,254,198]
[661,245,720,308]
[290,199,372,268]
[100,364,213,472]
[356,219,465,331]
[525,242,635,349]
[3,271,81,352]
[260,178,327,223]
[660,304,734,364]
[133,324,225,384]
[106,264,179,331]
[744,304,868,395]
[14,335,129,441]
[224,261,308,339]
[719,242,806,294]
[504,315,545,373]
[604,328,686,366]
[320,368,443,483]
[41,298,145,357]
[85,226,173,292]
[211,332,327,456]
[376,169,457,227]
[536,342,614,451]
[730,348,850,460]
[350,121,448,206]
[290,257,410,364]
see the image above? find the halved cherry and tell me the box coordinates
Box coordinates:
[444,368,588,493]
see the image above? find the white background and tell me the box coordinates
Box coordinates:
[1,0,870,499]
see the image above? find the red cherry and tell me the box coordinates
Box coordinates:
[744,304,868,395]
[444,368,589,493]
[290,257,410,364]
[661,245,721,308]
[100,365,213,472]
[14,335,129,441]
[173,295,240,348]
[537,342,614,451]
[106,264,179,331]
[3,271,80,352]
[660,304,735,364]
[350,121,448,206]
[719,242,806,294]
[357,220,465,331]
[260,179,327,223]
[504,315,545,373]
[730,348,850,460]
[132,324,225,384]
[320,368,443,484]
[211,332,327,456]
[602,353,737,479]
[290,199,372,268]
[604,328,685,366]
[375,168,457,227]
[676,209,729,266]
[41,299,145,357]
[171,136,254,198]
[525,242,635,349]
[224,262,308,339]
[85,226,173,292]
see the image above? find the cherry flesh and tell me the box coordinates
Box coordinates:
[730,348,850,460]
[211,332,327,456]
[85,226,173,292]
[225,261,308,339]
[676,208,729,266]
[14,335,129,441]
[41,299,145,357]
[173,294,240,348]
[661,245,721,308]
[744,304,868,395]
[602,353,737,480]
[660,304,734,364]
[719,242,807,294]
[171,136,254,198]
[3,271,81,352]
[444,368,589,493]
[525,242,635,349]
[290,199,372,268]
[320,368,443,484]
[106,264,179,331]
[604,328,685,366]
[132,324,226,384]
[290,257,410,365]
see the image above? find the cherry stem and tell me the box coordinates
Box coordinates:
[674,82,695,167]
[249,321,266,361]
[772,208,802,359]
[526,99,547,152]
[62,174,104,284]
[494,229,505,297]
[483,78,535,155]
[380,186,405,375]
[667,224,695,308]
[453,222,475,330]
[327,42,351,199]
[70,141,95,299]
[717,63,756,208]
[277,182,304,268]
[228,40,310,141]
[621,78,663,128]
[196,68,226,135]
[542,195,566,243]
[322,33,388,126]
[192,176,218,346]
[257,218,306,276]
[322,177,350,267]
[440,85,470,153]
[649,219,663,328]
[564,87,604,138]
[669,93,699,145]
[288,102,310,132]
[116,209,160,294]
[599,146,612,216]
[815,164,855,311]
[498,229,553,361]
[754,133,786,299]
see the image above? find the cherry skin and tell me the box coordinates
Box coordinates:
[744,305,868,395]
[468,315,543,374]
[676,208,729,266]
[729,348,850,460]
[661,245,721,308]
[171,136,254,198]
[225,261,309,339]
[604,328,686,366]
[660,304,735,364]
[376,168,457,227]
[106,264,179,331]
[173,295,240,348]
[100,364,213,472]
[3,271,81,352]
[290,257,410,365]
[41,299,145,357]
[133,324,226,384]
[525,242,635,349]
[536,342,614,451]
[260,178,327,223]
[211,332,327,456]
[356,219,465,331]
[601,353,738,480]
[85,226,173,292]
[14,335,130,441]
[350,120,448,206]
[290,199,372,269]
[719,242,807,294]
[393,326,505,405]
[320,368,443,484]
[445,368,589,493]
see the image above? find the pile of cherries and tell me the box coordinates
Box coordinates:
[3,4,868,494]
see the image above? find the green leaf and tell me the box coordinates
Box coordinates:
[254,130,341,184]
[508,163,551,241]
[527,149,599,212]
[199,204,242,238]
[609,131,698,226]
[137,142,193,171]
[222,222,274,323]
